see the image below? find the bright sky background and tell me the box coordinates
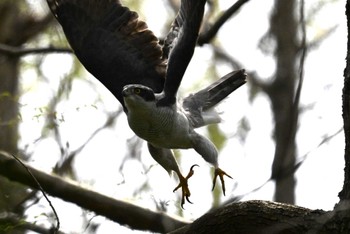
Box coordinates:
[20,0,347,233]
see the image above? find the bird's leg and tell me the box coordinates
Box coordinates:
[190,132,233,195]
[212,167,233,196]
[147,143,199,208]
[173,164,198,208]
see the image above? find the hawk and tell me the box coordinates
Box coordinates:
[46,0,247,207]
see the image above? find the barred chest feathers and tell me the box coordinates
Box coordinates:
[126,104,193,149]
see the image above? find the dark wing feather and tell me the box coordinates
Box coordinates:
[47,0,166,111]
[183,70,247,128]
[158,0,207,106]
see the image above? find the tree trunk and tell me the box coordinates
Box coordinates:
[0,1,51,233]
[269,0,298,204]
[339,0,350,202]
[0,1,27,220]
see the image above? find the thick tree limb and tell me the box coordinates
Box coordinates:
[170,200,349,234]
[2,148,350,233]
[0,151,188,233]
[340,0,350,202]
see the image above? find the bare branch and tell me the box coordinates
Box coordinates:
[198,0,250,45]
[54,110,122,175]
[306,25,338,51]
[0,212,66,234]
[213,45,244,70]
[7,152,60,233]
[294,0,306,107]
[0,151,188,233]
[0,43,72,57]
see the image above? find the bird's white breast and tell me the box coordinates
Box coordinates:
[125,98,193,149]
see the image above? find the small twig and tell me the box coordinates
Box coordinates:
[54,109,122,175]
[224,127,343,206]
[198,0,250,45]
[0,43,72,57]
[213,45,244,69]
[298,128,343,164]
[0,151,60,233]
[306,25,338,51]
[0,212,65,234]
[294,0,307,106]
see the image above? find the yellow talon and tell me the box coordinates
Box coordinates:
[173,164,199,208]
[212,168,233,196]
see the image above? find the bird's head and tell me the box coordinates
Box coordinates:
[122,84,156,110]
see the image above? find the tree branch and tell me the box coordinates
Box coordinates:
[170,200,334,234]
[9,153,60,233]
[0,151,188,233]
[198,0,250,45]
[0,212,65,234]
[339,0,350,201]
[0,43,72,57]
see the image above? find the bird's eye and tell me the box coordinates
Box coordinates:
[134,88,141,94]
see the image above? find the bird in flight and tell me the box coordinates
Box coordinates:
[46,0,247,208]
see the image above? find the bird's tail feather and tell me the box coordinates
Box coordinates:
[202,69,247,110]
[183,69,247,128]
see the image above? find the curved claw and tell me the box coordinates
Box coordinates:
[186,164,199,179]
[212,168,233,196]
[173,164,199,208]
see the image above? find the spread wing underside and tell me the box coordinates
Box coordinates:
[47,0,166,110]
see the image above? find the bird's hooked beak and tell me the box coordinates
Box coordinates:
[122,86,132,97]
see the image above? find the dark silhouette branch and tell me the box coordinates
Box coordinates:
[0,43,72,57]
[3,148,349,233]
[0,212,65,234]
[223,127,343,206]
[294,0,306,109]
[8,153,60,233]
[198,0,250,45]
[339,0,350,201]
[53,110,122,176]
[170,200,330,234]
[213,45,244,70]
[0,151,188,233]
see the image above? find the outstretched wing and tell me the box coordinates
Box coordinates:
[158,0,207,106]
[183,69,247,128]
[47,0,166,111]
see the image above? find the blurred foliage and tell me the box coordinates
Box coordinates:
[207,124,227,152]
